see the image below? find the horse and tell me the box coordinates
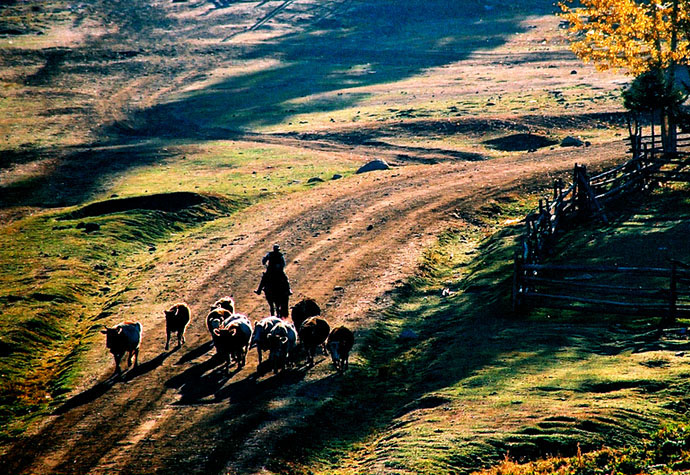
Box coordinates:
[263,270,290,318]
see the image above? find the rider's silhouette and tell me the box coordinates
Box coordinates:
[255,244,292,295]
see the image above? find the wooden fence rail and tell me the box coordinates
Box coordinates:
[513,262,690,324]
[512,132,690,324]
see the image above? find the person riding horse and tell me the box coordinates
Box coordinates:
[255,244,292,296]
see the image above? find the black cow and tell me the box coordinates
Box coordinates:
[101,321,142,375]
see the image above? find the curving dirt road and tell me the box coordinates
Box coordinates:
[3,139,623,475]
[1,0,632,472]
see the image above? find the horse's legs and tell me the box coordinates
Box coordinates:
[267,297,275,316]
[279,296,289,318]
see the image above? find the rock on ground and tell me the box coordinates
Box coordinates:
[356,159,390,174]
[561,136,584,147]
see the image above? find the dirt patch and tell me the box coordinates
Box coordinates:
[579,379,667,394]
[61,192,231,219]
[483,133,559,152]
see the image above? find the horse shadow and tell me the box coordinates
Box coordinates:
[213,365,309,405]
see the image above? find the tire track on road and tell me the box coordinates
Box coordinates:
[3,141,624,475]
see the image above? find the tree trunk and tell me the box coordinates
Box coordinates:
[627,113,641,159]
[662,111,677,154]
[664,0,679,155]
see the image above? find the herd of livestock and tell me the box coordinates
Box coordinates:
[100,296,355,377]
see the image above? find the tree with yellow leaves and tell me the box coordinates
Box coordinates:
[560,0,690,151]
[559,0,690,75]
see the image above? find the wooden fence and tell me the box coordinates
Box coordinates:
[512,133,690,324]
[514,262,690,325]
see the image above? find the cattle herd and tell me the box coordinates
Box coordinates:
[100,296,354,377]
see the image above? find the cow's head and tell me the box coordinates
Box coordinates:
[214,321,238,338]
[327,340,340,363]
[267,327,289,357]
[101,326,122,349]
[212,296,235,314]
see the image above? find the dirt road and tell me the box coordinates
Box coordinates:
[3,137,623,475]
[1,0,630,473]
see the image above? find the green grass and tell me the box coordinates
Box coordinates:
[103,141,358,202]
[265,183,690,475]
[474,420,690,474]
[0,140,359,442]
[0,194,239,440]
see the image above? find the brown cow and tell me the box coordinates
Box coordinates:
[291,298,321,330]
[298,317,330,367]
[164,303,191,350]
[326,326,354,373]
[212,296,235,313]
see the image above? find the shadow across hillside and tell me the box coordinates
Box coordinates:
[53,351,173,415]
[116,1,546,138]
[1,0,553,210]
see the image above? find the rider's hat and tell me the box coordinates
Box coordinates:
[273,244,280,251]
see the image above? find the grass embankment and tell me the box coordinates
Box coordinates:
[475,421,690,475]
[0,141,358,442]
[271,183,690,475]
[0,194,238,438]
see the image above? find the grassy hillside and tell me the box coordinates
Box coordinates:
[267,182,690,474]
[2,0,666,472]
[0,141,359,441]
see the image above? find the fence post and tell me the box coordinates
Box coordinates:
[553,180,559,201]
[525,218,535,264]
[512,252,521,315]
[573,164,580,214]
[666,262,678,327]
[545,197,553,235]
[574,164,589,217]
[634,157,643,191]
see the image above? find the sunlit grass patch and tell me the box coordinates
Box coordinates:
[473,420,690,475]
[103,140,360,202]
[0,194,239,441]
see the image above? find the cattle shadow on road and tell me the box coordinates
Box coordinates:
[167,349,311,406]
[53,351,172,415]
[175,340,215,365]
[53,379,116,415]
[166,353,251,405]
[213,366,308,404]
